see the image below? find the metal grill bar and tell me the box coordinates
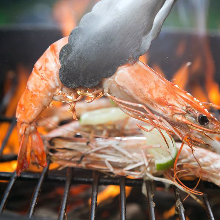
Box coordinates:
[58,167,73,220]
[145,180,156,220]
[0,116,14,123]
[203,194,215,220]
[0,171,142,186]
[119,176,126,220]
[0,118,16,158]
[0,172,219,189]
[0,77,17,114]
[0,154,17,162]
[0,171,17,213]
[0,171,219,219]
[174,187,186,220]
[90,171,100,220]
[27,161,50,218]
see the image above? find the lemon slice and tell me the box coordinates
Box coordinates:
[80,107,128,125]
[141,126,177,171]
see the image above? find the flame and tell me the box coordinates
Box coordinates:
[204,37,220,105]
[0,65,61,173]
[0,160,60,174]
[0,66,26,172]
[139,54,148,65]
[176,40,186,57]
[0,65,28,155]
[171,33,220,106]
[206,83,220,105]
[53,0,92,37]
[152,63,166,78]
[192,84,209,102]
[192,37,220,105]
[4,65,28,116]
[172,63,190,89]
[191,56,202,74]
[0,161,17,172]
[163,205,190,220]
[88,185,132,205]
[49,184,90,198]
[163,205,175,219]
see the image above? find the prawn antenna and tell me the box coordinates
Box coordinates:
[201,102,220,110]
[173,140,203,196]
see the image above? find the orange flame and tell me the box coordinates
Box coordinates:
[0,161,17,172]
[0,66,28,155]
[139,54,148,65]
[152,63,166,78]
[88,185,132,205]
[163,205,190,220]
[172,63,190,90]
[204,37,220,105]
[53,0,92,37]
[172,34,220,106]
[176,40,186,57]
[0,66,29,172]
[0,65,62,173]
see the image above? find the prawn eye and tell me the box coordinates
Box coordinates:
[198,114,209,125]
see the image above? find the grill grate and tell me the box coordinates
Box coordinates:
[173,187,185,220]
[58,167,73,220]
[0,117,219,220]
[28,161,50,218]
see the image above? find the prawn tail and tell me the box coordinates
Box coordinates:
[16,124,31,176]
[30,129,47,168]
[16,123,47,176]
[173,140,203,196]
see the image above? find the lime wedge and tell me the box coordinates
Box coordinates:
[141,126,177,171]
[80,107,128,125]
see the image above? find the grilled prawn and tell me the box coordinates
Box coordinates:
[16,37,103,175]
[102,61,220,150]
[16,51,220,175]
[16,0,220,176]
[47,136,220,187]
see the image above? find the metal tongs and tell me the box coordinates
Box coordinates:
[59,0,176,88]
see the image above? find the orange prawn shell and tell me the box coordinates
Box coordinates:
[103,60,220,144]
[16,37,69,175]
[16,37,68,124]
[116,62,185,110]
[106,61,217,119]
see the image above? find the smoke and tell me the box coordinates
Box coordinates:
[59,0,175,88]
